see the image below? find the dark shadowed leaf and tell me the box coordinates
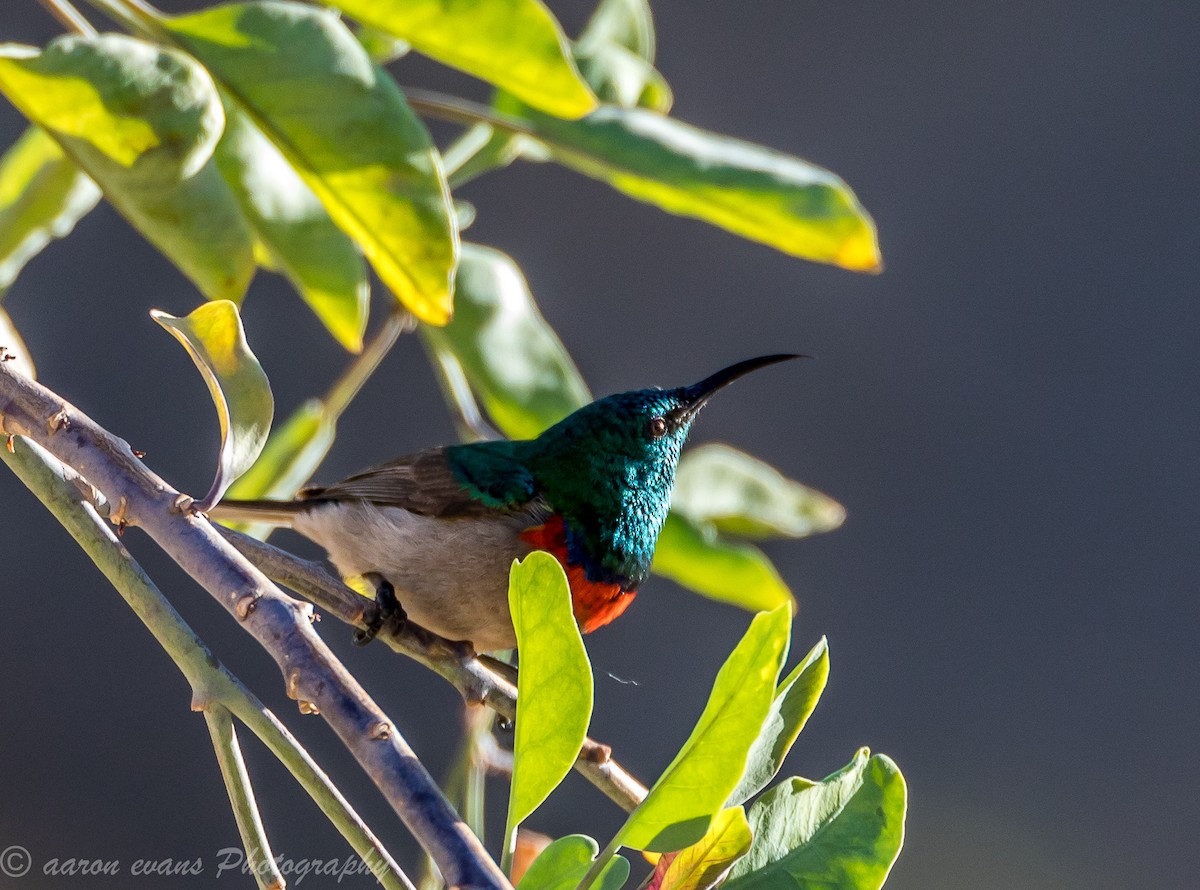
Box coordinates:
[725,750,906,890]
[152,301,274,511]
[420,243,591,439]
[325,0,595,119]
[516,835,629,890]
[727,637,830,805]
[616,605,790,852]
[165,1,457,324]
[506,552,593,831]
[0,36,254,300]
[652,513,794,613]
[0,127,100,289]
[495,96,880,271]
[646,806,752,890]
[673,444,845,540]
[214,105,368,351]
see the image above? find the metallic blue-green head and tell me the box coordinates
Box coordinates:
[524,354,801,585]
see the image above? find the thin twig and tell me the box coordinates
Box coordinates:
[0,364,510,890]
[1,438,412,890]
[215,526,649,813]
[402,88,537,136]
[36,0,99,36]
[204,706,285,890]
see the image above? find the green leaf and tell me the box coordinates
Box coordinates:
[517,836,629,890]
[324,0,596,119]
[165,1,458,324]
[495,97,881,272]
[725,750,907,890]
[0,305,36,379]
[652,513,794,613]
[506,552,594,832]
[579,0,657,62]
[0,127,100,290]
[152,301,274,511]
[420,243,591,440]
[673,444,845,540]
[0,35,255,300]
[574,43,673,113]
[617,605,791,852]
[647,807,753,890]
[214,105,368,351]
[727,637,830,805]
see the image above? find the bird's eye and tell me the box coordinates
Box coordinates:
[648,416,668,438]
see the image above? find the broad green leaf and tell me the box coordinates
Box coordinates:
[617,605,791,852]
[495,97,881,272]
[324,0,596,119]
[0,306,36,379]
[727,637,830,805]
[420,243,591,440]
[652,513,794,613]
[165,1,458,324]
[647,807,752,890]
[517,836,629,890]
[725,750,906,890]
[214,105,368,351]
[673,444,845,540]
[0,36,254,300]
[579,0,657,62]
[506,552,594,831]
[152,301,274,511]
[0,127,100,289]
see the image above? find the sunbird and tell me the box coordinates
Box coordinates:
[211,355,799,651]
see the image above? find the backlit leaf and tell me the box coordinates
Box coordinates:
[214,105,368,351]
[652,513,794,613]
[574,43,672,113]
[579,0,656,62]
[516,835,629,890]
[0,127,100,289]
[725,750,906,890]
[673,444,845,540]
[165,1,458,324]
[325,0,596,119]
[727,637,830,805]
[616,605,790,852]
[0,35,254,300]
[421,243,591,440]
[646,807,752,890]
[506,552,594,829]
[152,301,274,510]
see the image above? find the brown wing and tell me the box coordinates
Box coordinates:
[299,447,532,519]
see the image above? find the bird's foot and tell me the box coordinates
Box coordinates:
[353,575,407,647]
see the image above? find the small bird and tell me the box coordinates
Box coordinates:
[211,355,798,652]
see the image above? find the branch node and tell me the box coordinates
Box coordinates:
[109,495,130,532]
[6,435,14,454]
[370,721,393,741]
[172,493,195,513]
[235,592,261,621]
[581,742,613,765]
[46,407,72,434]
[286,669,302,700]
[298,700,320,715]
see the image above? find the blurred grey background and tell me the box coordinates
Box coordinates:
[1,1,1197,888]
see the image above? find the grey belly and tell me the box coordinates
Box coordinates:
[293,501,536,652]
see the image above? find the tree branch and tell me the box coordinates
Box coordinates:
[215,526,650,813]
[0,363,509,890]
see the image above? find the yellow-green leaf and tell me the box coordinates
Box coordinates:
[616,605,791,852]
[165,1,458,324]
[214,105,368,351]
[0,127,100,290]
[0,35,254,300]
[727,637,829,805]
[506,552,594,832]
[725,750,907,890]
[325,0,596,119]
[421,243,591,440]
[647,807,753,890]
[152,301,274,510]
[517,836,629,890]
[652,513,794,613]
[673,444,845,540]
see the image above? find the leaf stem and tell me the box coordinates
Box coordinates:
[36,0,98,37]
[324,309,412,418]
[80,0,164,39]
[402,88,536,137]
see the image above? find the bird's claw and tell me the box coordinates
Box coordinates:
[353,575,407,647]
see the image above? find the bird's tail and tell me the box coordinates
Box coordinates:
[207,499,307,527]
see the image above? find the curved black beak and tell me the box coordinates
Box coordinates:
[674,354,807,422]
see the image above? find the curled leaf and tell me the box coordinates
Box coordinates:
[152,301,274,510]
